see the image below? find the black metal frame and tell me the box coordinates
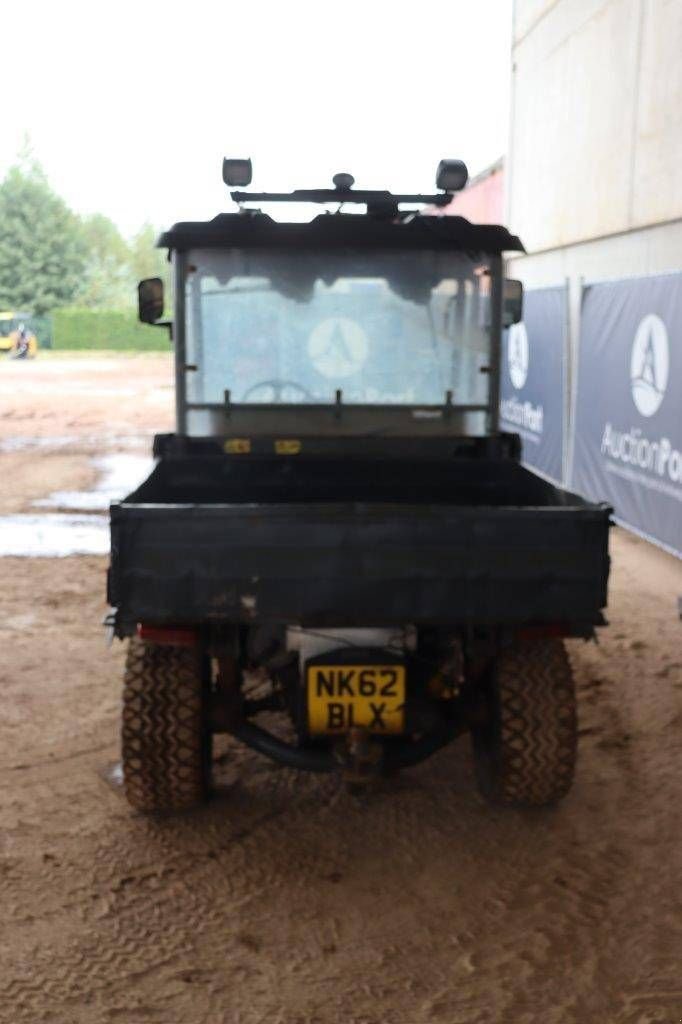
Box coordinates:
[230,187,453,218]
[172,236,506,439]
[158,211,524,254]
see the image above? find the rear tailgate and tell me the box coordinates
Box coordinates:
[109,500,611,629]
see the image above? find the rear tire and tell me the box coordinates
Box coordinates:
[121,637,211,813]
[472,638,577,807]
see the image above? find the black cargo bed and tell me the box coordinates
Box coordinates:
[109,455,611,630]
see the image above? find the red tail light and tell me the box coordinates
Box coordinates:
[137,624,198,647]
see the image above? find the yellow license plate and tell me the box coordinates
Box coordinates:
[307,664,406,735]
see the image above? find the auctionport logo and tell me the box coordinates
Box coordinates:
[508,323,529,390]
[601,313,679,493]
[630,314,669,417]
[308,317,369,379]
[500,322,543,437]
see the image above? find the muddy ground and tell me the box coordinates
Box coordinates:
[0,356,681,1024]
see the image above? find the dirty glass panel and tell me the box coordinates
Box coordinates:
[185,248,491,406]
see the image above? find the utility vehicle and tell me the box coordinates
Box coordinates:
[0,312,38,357]
[108,159,611,812]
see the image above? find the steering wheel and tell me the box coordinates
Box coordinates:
[242,380,315,403]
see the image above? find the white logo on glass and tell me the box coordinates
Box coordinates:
[308,318,369,379]
[508,323,529,390]
[630,314,669,417]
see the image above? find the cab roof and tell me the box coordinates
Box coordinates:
[157,211,524,255]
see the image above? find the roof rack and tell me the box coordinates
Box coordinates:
[224,161,469,219]
[231,188,453,218]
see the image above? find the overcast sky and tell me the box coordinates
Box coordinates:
[5,0,513,235]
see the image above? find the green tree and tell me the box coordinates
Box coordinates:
[0,157,87,314]
[129,223,170,291]
[78,213,133,309]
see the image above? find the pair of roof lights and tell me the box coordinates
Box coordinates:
[222,158,469,195]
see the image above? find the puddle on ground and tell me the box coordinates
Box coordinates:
[99,761,124,791]
[0,452,153,556]
[0,514,109,556]
[34,454,153,511]
[0,433,154,454]
[0,435,84,453]
[0,612,37,631]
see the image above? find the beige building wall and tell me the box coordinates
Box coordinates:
[508,0,682,254]
[506,0,682,492]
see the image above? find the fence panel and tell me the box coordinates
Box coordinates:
[499,285,566,482]
[571,273,682,558]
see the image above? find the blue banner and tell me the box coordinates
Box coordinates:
[571,272,682,558]
[500,285,566,482]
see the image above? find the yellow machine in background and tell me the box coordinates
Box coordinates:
[0,312,39,357]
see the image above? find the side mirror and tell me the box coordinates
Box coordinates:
[503,279,523,326]
[138,278,164,324]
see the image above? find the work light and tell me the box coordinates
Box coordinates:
[222,158,253,187]
[436,159,468,193]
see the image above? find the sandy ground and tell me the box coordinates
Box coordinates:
[0,353,174,440]
[0,356,681,1024]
